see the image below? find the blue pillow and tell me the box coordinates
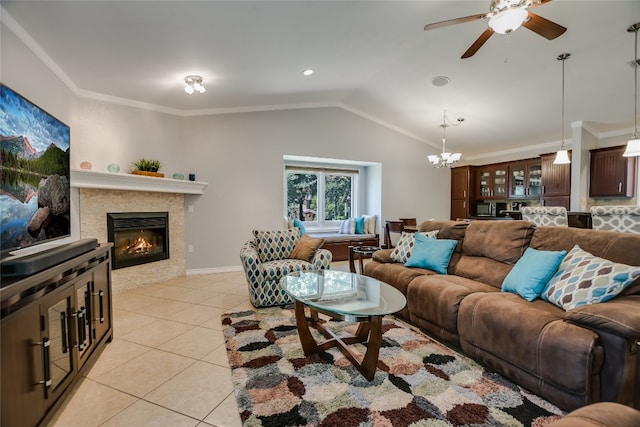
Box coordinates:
[501,247,567,302]
[404,233,457,274]
[292,219,306,237]
[355,216,366,234]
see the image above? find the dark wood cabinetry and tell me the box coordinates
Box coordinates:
[589,145,637,197]
[1,244,112,427]
[476,164,508,199]
[509,158,542,198]
[540,152,571,209]
[451,166,475,220]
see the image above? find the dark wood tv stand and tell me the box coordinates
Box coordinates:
[1,243,113,427]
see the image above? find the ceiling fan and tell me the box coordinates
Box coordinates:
[424,0,566,59]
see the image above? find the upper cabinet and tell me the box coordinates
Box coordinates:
[509,159,542,198]
[540,152,571,209]
[589,145,637,198]
[451,166,475,220]
[476,164,508,199]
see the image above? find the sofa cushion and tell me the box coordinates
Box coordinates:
[404,234,457,274]
[253,228,300,262]
[501,247,567,302]
[390,230,438,263]
[542,245,640,310]
[458,292,604,410]
[289,234,324,262]
[407,274,498,346]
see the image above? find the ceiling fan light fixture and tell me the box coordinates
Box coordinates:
[488,8,528,34]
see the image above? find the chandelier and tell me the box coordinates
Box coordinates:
[427,110,464,168]
[184,75,206,94]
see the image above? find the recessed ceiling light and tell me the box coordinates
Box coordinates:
[303,69,314,76]
[432,76,450,87]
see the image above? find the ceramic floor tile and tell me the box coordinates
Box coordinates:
[113,293,162,312]
[203,392,242,427]
[119,318,193,347]
[101,400,199,427]
[201,345,230,368]
[112,309,157,336]
[158,326,226,359]
[229,300,254,312]
[137,299,194,319]
[145,361,234,420]
[155,286,220,304]
[200,293,248,310]
[47,378,137,427]
[85,338,151,379]
[94,348,194,397]
[165,304,225,326]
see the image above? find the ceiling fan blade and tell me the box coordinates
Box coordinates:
[424,13,488,31]
[522,12,566,40]
[528,0,554,9]
[461,28,495,59]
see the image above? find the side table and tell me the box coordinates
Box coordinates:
[348,245,381,274]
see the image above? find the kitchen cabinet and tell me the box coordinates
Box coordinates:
[476,163,508,199]
[589,145,637,197]
[1,244,112,427]
[509,159,542,198]
[541,152,571,209]
[451,166,475,220]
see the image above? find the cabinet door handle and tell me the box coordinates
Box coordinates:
[60,312,68,354]
[37,338,52,391]
[463,201,466,208]
[463,190,466,198]
[92,290,104,323]
[619,182,623,193]
[73,309,86,350]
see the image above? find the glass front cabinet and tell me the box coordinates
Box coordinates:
[509,159,542,198]
[477,164,508,199]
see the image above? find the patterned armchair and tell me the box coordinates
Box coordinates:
[590,205,640,233]
[240,229,332,308]
[520,206,568,227]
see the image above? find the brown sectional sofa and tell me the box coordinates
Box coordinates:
[364,219,640,412]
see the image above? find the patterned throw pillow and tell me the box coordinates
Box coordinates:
[390,230,438,263]
[542,245,640,310]
[253,229,300,263]
[338,218,356,234]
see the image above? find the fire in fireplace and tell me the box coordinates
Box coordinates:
[106,212,169,270]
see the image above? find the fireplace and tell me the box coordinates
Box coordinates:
[107,212,169,270]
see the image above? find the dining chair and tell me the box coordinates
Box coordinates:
[399,217,417,227]
[384,220,405,248]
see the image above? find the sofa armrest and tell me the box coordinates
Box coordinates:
[239,240,263,285]
[311,248,332,269]
[372,249,394,263]
[565,295,640,340]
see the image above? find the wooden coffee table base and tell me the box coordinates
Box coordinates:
[293,300,383,381]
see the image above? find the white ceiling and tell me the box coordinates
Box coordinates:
[2,1,639,158]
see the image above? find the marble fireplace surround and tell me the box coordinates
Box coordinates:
[71,170,207,293]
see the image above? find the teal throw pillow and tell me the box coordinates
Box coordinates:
[355,216,366,234]
[501,247,567,302]
[292,219,306,237]
[542,245,640,310]
[404,233,457,274]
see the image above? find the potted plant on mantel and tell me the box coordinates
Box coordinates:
[131,158,164,178]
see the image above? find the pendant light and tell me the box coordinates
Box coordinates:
[553,53,571,165]
[623,22,640,157]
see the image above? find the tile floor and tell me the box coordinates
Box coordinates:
[47,262,351,427]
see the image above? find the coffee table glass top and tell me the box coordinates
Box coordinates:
[281,270,406,317]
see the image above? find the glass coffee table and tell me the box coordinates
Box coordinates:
[281,270,406,380]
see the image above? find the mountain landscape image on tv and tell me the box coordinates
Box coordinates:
[0,84,70,253]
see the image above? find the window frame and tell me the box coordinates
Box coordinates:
[284,165,359,231]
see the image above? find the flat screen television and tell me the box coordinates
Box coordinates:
[0,84,71,257]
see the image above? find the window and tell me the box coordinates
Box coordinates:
[285,166,358,229]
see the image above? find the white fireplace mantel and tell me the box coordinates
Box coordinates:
[71,169,208,194]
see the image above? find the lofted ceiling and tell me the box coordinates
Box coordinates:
[2,1,639,159]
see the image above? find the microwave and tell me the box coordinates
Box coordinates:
[476,202,508,217]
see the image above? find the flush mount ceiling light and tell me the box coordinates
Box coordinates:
[184,75,206,94]
[553,53,571,165]
[303,69,314,76]
[624,22,640,157]
[427,110,464,168]
[431,76,450,87]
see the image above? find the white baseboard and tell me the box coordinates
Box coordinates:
[186,265,243,276]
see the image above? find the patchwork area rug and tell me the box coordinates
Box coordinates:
[222,308,565,427]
